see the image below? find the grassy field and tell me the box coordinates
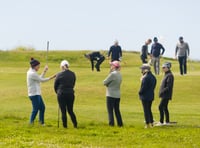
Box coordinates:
[0,50,200,148]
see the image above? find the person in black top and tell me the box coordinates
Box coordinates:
[108,40,122,62]
[140,39,152,63]
[54,60,77,128]
[150,37,165,75]
[84,51,105,72]
[139,64,157,128]
[158,62,174,125]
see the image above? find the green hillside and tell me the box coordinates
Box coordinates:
[0,50,200,148]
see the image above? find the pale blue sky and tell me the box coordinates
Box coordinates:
[0,0,199,59]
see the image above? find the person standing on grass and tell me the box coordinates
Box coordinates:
[54,60,78,128]
[84,51,105,72]
[108,40,122,62]
[103,61,123,127]
[175,36,190,75]
[140,39,152,64]
[139,64,156,128]
[150,37,165,75]
[27,58,56,125]
[158,62,174,125]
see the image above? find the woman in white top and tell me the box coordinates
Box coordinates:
[27,58,55,125]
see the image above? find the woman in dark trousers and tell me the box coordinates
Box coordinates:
[54,60,77,128]
[103,61,123,127]
[158,62,174,125]
[139,64,156,128]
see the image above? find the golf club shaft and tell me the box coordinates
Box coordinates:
[46,41,49,65]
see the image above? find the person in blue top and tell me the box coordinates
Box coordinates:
[150,37,165,75]
[108,40,122,62]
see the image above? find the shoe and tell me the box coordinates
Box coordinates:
[145,124,153,128]
[155,122,164,126]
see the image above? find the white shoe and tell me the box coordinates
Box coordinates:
[155,122,164,126]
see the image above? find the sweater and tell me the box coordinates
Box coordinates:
[151,43,165,57]
[27,68,50,96]
[108,45,122,61]
[103,70,122,98]
[175,42,190,57]
[54,70,76,95]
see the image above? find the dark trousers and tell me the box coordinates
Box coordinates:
[106,97,123,127]
[140,55,147,64]
[29,95,45,124]
[159,98,169,123]
[95,56,105,71]
[141,100,154,124]
[178,56,187,75]
[57,93,77,128]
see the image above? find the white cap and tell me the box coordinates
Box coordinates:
[60,60,69,67]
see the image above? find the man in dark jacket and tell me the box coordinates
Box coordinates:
[140,39,152,63]
[108,40,122,62]
[139,64,157,128]
[158,62,174,125]
[54,60,77,128]
[150,37,165,75]
[84,51,105,71]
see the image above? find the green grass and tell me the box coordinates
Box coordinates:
[0,50,200,148]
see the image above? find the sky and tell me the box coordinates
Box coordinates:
[0,0,199,60]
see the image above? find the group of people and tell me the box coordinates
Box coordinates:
[26,37,188,128]
[139,63,174,128]
[140,36,190,75]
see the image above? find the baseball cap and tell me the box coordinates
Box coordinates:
[110,60,120,68]
[162,62,171,69]
[60,60,70,67]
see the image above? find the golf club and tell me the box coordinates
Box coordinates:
[57,105,60,128]
[46,41,49,65]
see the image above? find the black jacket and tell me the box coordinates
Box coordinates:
[54,70,76,95]
[139,71,157,101]
[108,45,122,61]
[159,70,174,100]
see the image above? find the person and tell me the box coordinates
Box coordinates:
[175,36,190,75]
[140,39,152,63]
[54,60,78,128]
[84,51,105,71]
[108,40,122,61]
[103,61,123,127]
[139,64,156,128]
[27,57,56,125]
[158,62,174,125]
[150,37,165,75]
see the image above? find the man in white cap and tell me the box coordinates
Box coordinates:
[54,60,78,128]
[158,62,174,125]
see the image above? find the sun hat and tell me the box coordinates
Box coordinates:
[110,60,120,68]
[30,57,40,67]
[60,60,70,67]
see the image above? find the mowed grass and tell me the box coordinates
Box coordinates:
[0,50,200,148]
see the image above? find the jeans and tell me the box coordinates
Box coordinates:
[57,93,77,128]
[29,95,45,124]
[178,56,187,75]
[159,98,169,123]
[152,56,160,75]
[141,100,154,124]
[106,97,123,127]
